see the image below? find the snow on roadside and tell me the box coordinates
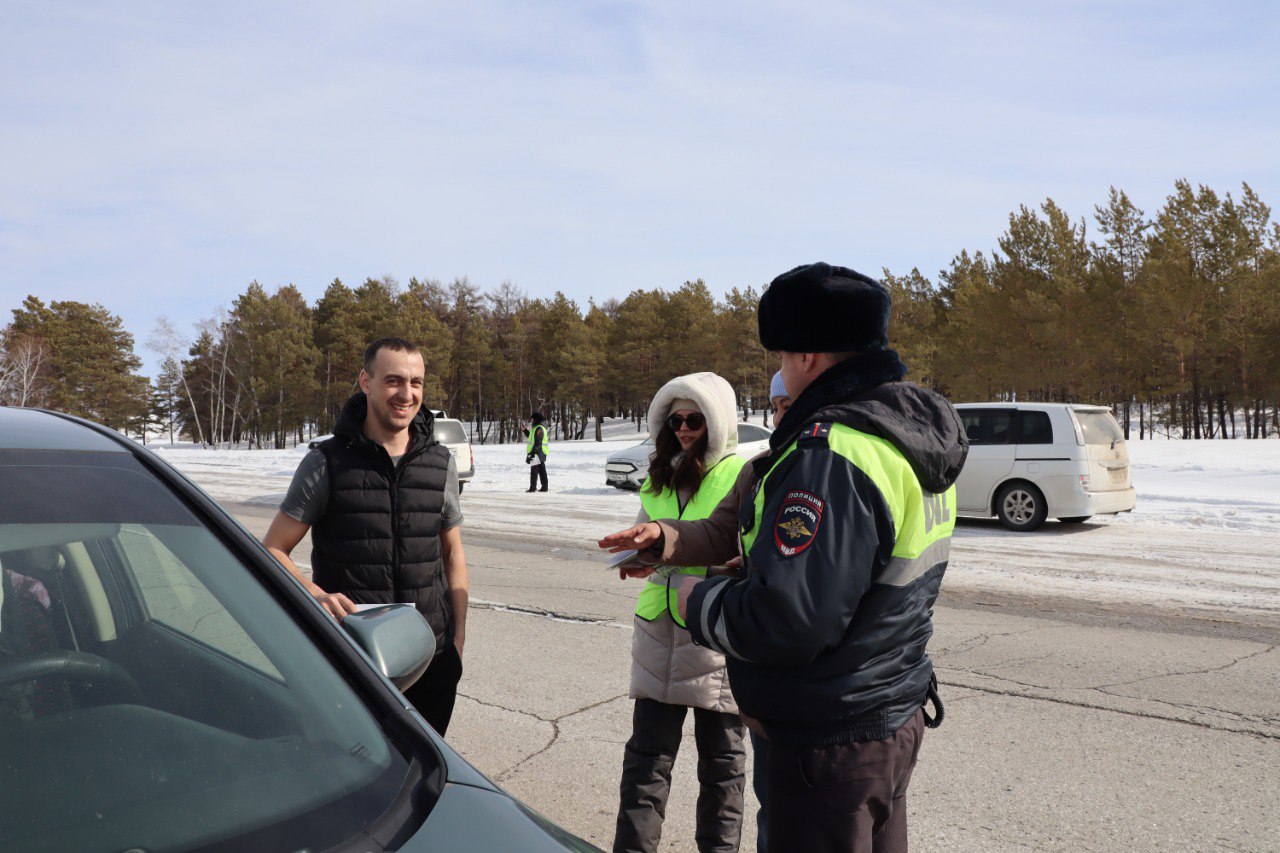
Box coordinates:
[153,436,1280,536]
[151,434,1280,619]
[1118,440,1280,533]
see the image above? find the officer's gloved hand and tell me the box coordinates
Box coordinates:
[526,453,534,464]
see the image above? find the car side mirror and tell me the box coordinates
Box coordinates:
[341,605,436,690]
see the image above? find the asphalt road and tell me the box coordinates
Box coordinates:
[229,502,1280,852]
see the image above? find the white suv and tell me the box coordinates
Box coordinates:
[954,403,1136,531]
[429,413,474,493]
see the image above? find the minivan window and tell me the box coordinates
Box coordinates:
[1017,411,1054,444]
[1076,411,1124,445]
[0,454,426,851]
[434,420,468,444]
[960,410,1014,445]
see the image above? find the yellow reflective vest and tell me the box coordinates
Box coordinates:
[636,454,747,627]
[525,424,549,457]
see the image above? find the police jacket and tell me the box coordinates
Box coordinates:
[311,393,455,651]
[685,350,968,746]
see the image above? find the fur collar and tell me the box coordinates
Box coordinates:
[647,372,739,469]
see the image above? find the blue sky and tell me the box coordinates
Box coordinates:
[3,1,1278,377]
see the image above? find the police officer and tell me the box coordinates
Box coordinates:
[600,262,968,852]
[525,411,550,492]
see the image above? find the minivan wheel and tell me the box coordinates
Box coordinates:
[995,483,1048,532]
[1059,516,1091,524]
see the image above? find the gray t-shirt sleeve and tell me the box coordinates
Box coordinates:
[280,449,329,525]
[442,454,464,529]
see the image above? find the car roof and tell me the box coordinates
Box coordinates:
[0,407,128,452]
[955,402,1108,412]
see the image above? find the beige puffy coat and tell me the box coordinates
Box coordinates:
[629,372,740,714]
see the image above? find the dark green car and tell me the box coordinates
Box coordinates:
[0,406,596,851]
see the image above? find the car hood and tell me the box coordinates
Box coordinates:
[403,784,598,851]
[607,442,651,465]
[401,716,598,850]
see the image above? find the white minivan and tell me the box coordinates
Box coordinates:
[954,403,1136,531]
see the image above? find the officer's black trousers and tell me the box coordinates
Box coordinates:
[613,698,746,853]
[765,709,924,853]
[529,462,548,491]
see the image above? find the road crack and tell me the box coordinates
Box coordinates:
[1092,643,1277,691]
[471,596,626,627]
[940,672,1280,741]
[488,692,631,782]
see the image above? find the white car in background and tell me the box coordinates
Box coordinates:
[429,415,475,493]
[605,422,774,490]
[954,403,1136,531]
[306,410,475,493]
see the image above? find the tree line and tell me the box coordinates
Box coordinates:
[3,179,1278,444]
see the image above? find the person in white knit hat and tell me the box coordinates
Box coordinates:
[613,371,748,853]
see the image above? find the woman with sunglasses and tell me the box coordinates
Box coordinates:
[614,372,748,853]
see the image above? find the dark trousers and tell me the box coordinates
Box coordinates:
[749,730,769,852]
[614,698,747,853]
[529,463,548,491]
[765,710,925,853]
[401,643,463,736]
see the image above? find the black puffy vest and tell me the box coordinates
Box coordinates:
[311,399,454,650]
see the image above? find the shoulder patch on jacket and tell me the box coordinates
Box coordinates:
[774,490,825,557]
[802,422,833,439]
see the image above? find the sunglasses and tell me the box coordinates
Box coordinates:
[667,412,706,431]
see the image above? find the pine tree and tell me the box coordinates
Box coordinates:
[8,297,150,429]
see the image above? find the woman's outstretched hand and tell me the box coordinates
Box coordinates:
[598,522,664,580]
[597,522,662,553]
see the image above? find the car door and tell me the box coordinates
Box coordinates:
[955,408,1016,512]
[735,423,772,457]
[0,452,434,851]
[1071,408,1133,493]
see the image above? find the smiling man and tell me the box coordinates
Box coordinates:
[263,337,469,735]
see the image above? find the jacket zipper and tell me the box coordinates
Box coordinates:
[387,439,427,604]
[385,447,401,602]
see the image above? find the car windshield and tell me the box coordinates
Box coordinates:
[434,420,468,444]
[0,452,421,851]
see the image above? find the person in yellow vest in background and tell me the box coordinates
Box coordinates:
[602,263,969,853]
[525,411,549,493]
[613,372,748,853]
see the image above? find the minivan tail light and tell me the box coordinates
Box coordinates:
[1079,474,1091,491]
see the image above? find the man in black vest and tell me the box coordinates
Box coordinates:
[263,337,469,735]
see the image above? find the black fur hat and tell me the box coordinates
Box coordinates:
[757,262,891,352]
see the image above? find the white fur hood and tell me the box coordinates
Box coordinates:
[647,372,739,469]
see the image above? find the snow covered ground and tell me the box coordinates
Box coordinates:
[151,426,1280,624]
